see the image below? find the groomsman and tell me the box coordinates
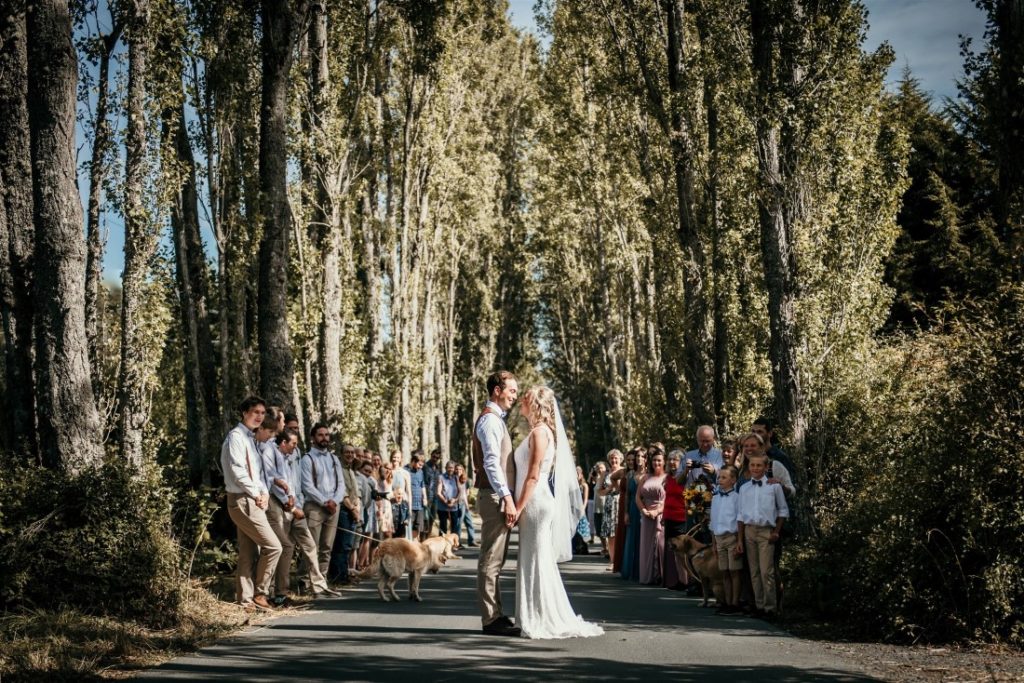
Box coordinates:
[301,423,345,587]
[221,396,282,611]
[270,428,339,598]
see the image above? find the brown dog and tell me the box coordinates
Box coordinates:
[356,537,449,602]
[436,533,461,559]
[670,534,725,607]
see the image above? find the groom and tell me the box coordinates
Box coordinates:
[473,370,520,637]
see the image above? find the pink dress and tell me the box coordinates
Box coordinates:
[638,474,666,584]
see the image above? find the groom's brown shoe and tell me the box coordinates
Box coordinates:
[483,617,521,637]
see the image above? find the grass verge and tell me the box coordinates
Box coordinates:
[0,581,254,681]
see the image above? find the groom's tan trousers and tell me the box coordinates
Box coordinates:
[476,491,512,626]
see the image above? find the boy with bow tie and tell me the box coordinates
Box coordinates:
[737,454,789,618]
[710,465,742,614]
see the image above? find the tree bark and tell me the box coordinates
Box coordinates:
[257,0,307,408]
[165,101,219,487]
[750,0,807,453]
[84,25,121,397]
[118,0,153,468]
[0,3,37,458]
[663,0,716,428]
[26,0,103,471]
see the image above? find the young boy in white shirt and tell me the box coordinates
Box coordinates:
[737,454,789,617]
[710,465,742,615]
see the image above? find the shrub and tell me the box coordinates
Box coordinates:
[0,462,183,628]
[792,285,1024,644]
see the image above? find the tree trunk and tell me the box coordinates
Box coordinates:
[118,0,153,469]
[26,0,103,471]
[166,101,219,487]
[0,3,37,458]
[663,0,716,429]
[257,0,306,408]
[750,0,807,453]
[85,27,121,397]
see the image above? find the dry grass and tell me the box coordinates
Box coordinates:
[0,582,263,681]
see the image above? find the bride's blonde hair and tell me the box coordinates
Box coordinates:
[523,385,557,439]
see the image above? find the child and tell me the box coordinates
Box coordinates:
[737,454,788,618]
[709,465,742,614]
[392,488,410,540]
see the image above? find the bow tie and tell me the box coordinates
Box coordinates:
[716,490,732,497]
[751,479,764,487]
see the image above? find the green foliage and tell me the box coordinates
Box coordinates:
[791,285,1024,644]
[0,462,183,628]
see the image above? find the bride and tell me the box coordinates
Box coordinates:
[513,386,604,639]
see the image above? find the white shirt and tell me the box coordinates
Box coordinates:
[476,400,512,499]
[221,423,267,498]
[256,439,281,497]
[769,459,797,497]
[738,476,789,527]
[709,487,740,535]
[282,449,305,508]
[677,447,724,486]
[301,447,346,507]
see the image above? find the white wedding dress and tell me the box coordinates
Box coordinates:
[514,425,604,639]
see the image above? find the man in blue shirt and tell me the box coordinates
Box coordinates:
[406,454,427,540]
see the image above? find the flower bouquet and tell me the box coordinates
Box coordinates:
[684,475,714,526]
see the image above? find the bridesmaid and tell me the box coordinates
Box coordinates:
[599,450,624,571]
[620,447,647,582]
[637,447,667,585]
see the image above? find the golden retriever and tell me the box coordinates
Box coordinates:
[356,537,449,602]
[669,534,725,607]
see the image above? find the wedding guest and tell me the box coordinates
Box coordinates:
[302,424,345,588]
[621,447,647,582]
[327,443,359,585]
[663,449,689,590]
[637,447,666,585]
[679,425,724,486]
[591,461,608,553]
[222,396,281,611]
[376,463,396,540]
[455,463,476,547]
[256,415,293,605]
[737,433,795,497]
[599,450,623,570]
[392,488,410,539]
[710,465,743,614]
[436,459,463,536]
[752,418,795,476]
[272,428,338,598]
[357,459,377,569]
[423,448,443,537]
[721,439,737,468]
[390,450,413,540]
[406,454,428,540]
[738,454,789,618]
[572,466,591,555]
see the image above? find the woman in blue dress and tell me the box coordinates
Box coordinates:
[620,447,647,582]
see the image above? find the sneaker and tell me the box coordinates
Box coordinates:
[314,586,342,598]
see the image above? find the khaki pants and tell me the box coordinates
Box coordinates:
[228,493,282,604]
[476,490,512,626]
[303,502,339,579]
[744,524,778,613]
[288,516,330,594]
[265,500,299,596]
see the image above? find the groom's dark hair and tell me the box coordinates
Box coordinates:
[487,370,516,397]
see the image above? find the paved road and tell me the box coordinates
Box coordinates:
[144,537,878,682]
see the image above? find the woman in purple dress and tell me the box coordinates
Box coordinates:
[636,447,667,585]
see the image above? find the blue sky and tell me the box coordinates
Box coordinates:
[92,0,988,279]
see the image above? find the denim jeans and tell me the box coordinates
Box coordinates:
[460,505,475,544]
[328,507,356,583]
